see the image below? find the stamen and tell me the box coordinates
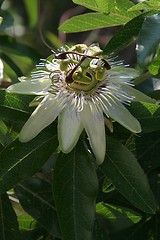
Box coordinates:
[101,59,111,70]
[54,50,111,85]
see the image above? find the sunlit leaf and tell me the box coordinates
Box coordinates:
[0,193,20,240]
[148,60,160,75]
[60,0,139,33]
[128,0,160,11]
[148,46,160,75]
[18,214,36,230]
[59,12,126,33]
[96,203,142,232]
[53,141,98,240]
[73,0,110,12]
[101,137,157,213]
[73,0,104,12]
[136,14,160,68]
[73,0,138,14]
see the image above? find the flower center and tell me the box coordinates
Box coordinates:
[55,44,111,94]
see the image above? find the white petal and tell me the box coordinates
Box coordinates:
[6,79,51,95]
[101,96,141,133]
[109,67,139,80]
[58,107,83,153]
[19,94,60,142]
[80,105,106,164]
[121,84,156,103]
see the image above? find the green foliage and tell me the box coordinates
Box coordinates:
[136,14,160,69]
[102,137,157,213]
[0,0,160,240]
[129,102,160,133]
[23,0,38,28]
[0,125,58,193]
[128,0,160,11]
[59,0,139,32]
[0,193,20,240]
[53,142,98,240]
[96,203,142,232]
[15,177,61,238]
[73,0,110,12]
[103,10,158,55]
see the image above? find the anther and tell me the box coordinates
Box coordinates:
[55,53,67,59]
[102,59,111,70]
[66,75,74,83]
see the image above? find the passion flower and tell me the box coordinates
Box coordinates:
[6,44,154,164]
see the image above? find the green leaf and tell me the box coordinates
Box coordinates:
[0,124,58,194]
[2,60,18,82]
[15,177,61,238]
[149,170,160,207]
[148,59,160,75]
[73,0,105,12]
[101,137,157,213]
[109,217,154,240]
[137,14,160,68]
[53,141,98,240]
[0,91,33,121]
[1,53,23,78]
[128,0,160,11]
[73,0,137,13]
[128,102,160,133]
[96,203,142,232]
[0,193,20,240]
[136,131,160,173]
[0,120,12,146]
[73,0,110,12]
[59,12,126,33]
[0,36,41,61]
[24,0,38,28]
[148,47,160,75]
[18,214,36,230]
[60,0,139,33]
[103,11,158,55]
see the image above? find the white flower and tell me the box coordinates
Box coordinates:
[6,44,155,164]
